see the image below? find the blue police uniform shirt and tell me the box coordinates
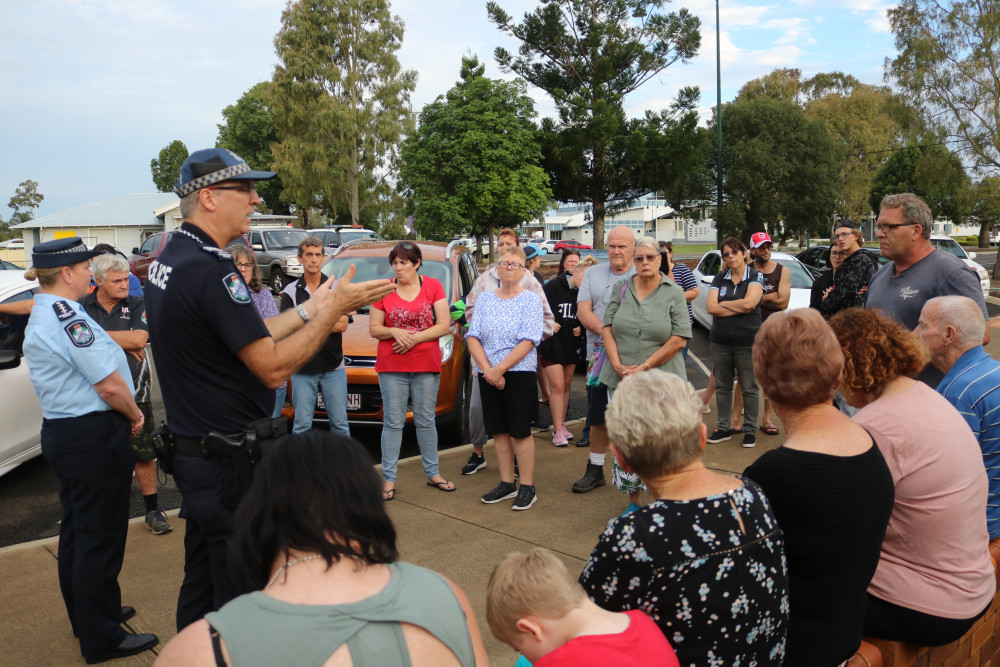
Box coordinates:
[24,293,134,419]
[144,222,273,437]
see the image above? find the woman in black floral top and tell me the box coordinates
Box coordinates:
[580,372,788,666]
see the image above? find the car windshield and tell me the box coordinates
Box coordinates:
[321,256,454,313]
[930,238,967,259]
[339,230,383,243]
[774,258,815,289]
[263,230,309,249]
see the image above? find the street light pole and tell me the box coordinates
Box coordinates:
[715,0,723,249]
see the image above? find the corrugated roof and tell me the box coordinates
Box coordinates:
[12,193,177,229]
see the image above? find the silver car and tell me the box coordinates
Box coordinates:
[690,249,815,329]
[0,272,42,477]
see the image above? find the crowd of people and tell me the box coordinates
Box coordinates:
[18,150,1000,667]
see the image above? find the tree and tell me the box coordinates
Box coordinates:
[887,0,1000,172]
[8,179,44,220]
[217,83,290,215]
[398,56,552,254]
[969,176,1000,251]
[269,0,417,228]
[868,143,971,226]
[487,0,701,248]
[712,97,841,243]
[150,141,189,193]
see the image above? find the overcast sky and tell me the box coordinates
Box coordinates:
[0,0,897,217]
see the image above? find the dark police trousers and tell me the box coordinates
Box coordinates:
[172,454,236,631]
[41,410,132,660]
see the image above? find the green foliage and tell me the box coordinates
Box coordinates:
[970,176,1000,247]
[269,0,417,228]
[8,179,44,219]
[217,83,289,215]
[887,0,1000,172]
[868,143,970,225]
[712,97,841,242]
[150,141,188,193]
[736,68,803,104]
[398,55,552,245]
[487,0,701,247]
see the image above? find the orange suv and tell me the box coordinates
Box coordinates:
[286,240,479,442]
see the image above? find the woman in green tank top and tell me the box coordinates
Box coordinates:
[156,431,488,666]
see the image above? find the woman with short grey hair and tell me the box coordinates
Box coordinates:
[579,371,788,665]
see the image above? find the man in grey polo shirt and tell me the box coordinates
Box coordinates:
[864,192,989,385]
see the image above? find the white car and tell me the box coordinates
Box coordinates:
[535,239,557,254]
[690,249,815,330]
[929,235,990,299]
[0,272,42,477]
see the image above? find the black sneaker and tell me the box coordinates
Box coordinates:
[511,485,537,511]
[144,510,172,535]
[461,452,487,475]
[481,481,518,504]
[742,433,757,448]
[572,462,606,493]
[706,429,732,444]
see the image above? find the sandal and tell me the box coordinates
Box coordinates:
[427,479,457,492]
[760,424,780,436]
[383,487,395,501]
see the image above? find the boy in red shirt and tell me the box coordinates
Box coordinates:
[487,548,678,666]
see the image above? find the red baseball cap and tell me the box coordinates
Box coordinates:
[750,232,772,249]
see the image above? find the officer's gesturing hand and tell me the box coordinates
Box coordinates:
[315,264,396,319]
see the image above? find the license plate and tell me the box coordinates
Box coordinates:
[316,393,362,411]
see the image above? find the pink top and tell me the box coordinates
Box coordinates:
[534,610,678,667]
[371,276,446,374]
[854,381,994,618]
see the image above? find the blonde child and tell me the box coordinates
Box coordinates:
[486,548,678,666]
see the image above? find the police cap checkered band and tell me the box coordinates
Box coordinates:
[174,148,277,198]
[32,238,103,268]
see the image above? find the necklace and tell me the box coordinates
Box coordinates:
[265,554,324,590]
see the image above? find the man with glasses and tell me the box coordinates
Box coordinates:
[749,232,790,436]
[145,148,395,631]
[864,192,989,384]
[460,229,554,476]
[817,219,878,318]
[573,226,636,493]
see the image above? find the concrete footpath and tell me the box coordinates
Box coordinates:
[6,319,1000,665]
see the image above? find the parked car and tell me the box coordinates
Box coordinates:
[536,239,557,254]
[246,227,310,293]
[0,272,42,477]
[0,239,24,249]
[312,227,385,256]
[0,260,22,270]
[129,231,174,284]
[283,240,478,442]
[554,239,593,251]
[690,249,815,330]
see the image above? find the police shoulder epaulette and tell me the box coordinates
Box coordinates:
[200,245,233,261]
[52,300,76,321]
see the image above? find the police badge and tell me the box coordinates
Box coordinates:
[223,272,251,304]
[64,320,95,347]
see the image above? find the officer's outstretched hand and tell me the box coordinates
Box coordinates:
[311,264,395,319]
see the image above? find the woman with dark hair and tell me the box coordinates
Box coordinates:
[228,243,284,417]
[808,247,845,314]
[818,219,878,317]
[157,431,488,666]
[658,241,699,359]
[705,237,764,448]
[744,309,894,665]
[557,248,581,276]
[830,308,993,647]
[370,241,453,500]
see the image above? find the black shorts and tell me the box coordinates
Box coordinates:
[478,371,537,439]
[586,383,609,427]
[130,402,156,462]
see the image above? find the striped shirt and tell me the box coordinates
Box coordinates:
[938,346,1000,538]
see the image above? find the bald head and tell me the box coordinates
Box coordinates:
[916,296,986,371]
[606,226,635,272]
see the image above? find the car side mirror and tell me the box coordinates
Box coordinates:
[968,251,977,260]
[0,350,20,370]
[132,247,139,255]
[251,244,263,251]
[700,276,713,284]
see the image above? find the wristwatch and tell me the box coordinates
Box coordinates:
[296,303,311,322]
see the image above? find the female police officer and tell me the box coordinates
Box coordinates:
[23,238,158,663]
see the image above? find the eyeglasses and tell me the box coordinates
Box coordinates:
[830,251,846,258]
[721,251,742,258]
[876,222,919,233]
[498,261,524,270]
[833,231,855,240]
[634,254,660,264]
[206,183,256,196]
[756,244,773,250]
[234,262,254,269]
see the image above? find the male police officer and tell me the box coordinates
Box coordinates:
[145,148,394,631]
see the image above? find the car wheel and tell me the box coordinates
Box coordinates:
[271,268,289,294]
[437,363,471,445]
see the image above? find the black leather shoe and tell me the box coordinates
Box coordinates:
[85,632,159,664]
[574,436,590,448]
[119,606,135,623]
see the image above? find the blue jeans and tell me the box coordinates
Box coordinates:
[272,384,286,419]
[379,372,440,482]
[709,342,758,434]
[291,368,350,437]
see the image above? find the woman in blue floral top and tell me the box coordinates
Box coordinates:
[580,372,788,666]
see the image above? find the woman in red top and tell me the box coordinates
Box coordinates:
[370,242,453,500]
